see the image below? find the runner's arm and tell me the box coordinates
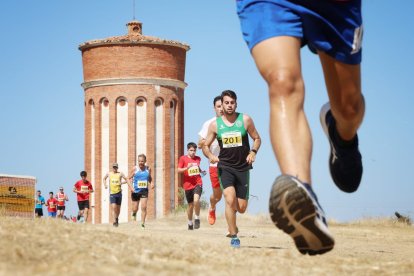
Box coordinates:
[202,121,219,163]
[148,167,154,189]
[102,173,109,189]
[244,114,261,164]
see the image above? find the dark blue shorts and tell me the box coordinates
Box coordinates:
[236,0,363,64]
[110,192,122,205]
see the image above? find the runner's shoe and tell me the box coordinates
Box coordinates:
[208,209,216,225]
[131,213,137,221]
[194,219,200,229]
[320,103,363,193]
[269,175,334,255]
[188,224,194,230]
[113,222,119,227]
[141,223,145,229]
[230,237,240,248]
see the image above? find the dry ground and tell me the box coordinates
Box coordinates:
[0,211,413,275]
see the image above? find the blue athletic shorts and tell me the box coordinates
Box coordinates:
[236,0,363,64]
[48,212,57,217]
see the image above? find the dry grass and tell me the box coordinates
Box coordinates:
[0,213,413,275]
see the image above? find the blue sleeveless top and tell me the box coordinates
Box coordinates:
[133,166,150,193]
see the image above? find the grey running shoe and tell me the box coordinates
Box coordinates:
[194,219,200,229]
[320,103,363,193]
[269,175,334,255]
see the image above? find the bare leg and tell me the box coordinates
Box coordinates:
[140,198,148,224]
[210,187,222,210]
[319,51,365,139]
[193,194,201,217]
[252,36,311,184]
[223,187,238,235]
[187,203,194,221]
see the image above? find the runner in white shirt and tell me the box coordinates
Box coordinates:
[198,95,223,225]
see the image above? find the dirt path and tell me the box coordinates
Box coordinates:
[0,212,413,275]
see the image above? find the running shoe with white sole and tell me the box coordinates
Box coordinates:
[320,103,363,193]
[269,175,334,255]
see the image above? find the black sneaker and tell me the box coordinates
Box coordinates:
[188,224,194,230]
[194,219,200,229]
[113,222,119,227]
[320,103,363,193]
[269,175,334,255]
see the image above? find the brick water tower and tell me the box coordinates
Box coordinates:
[79,20,189,224]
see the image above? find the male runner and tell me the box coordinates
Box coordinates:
[128,154,154,229]
[236,0,364,254]
[45,192,58,218]
[73,171,94,223]
[56,187,69,219]
[198,95,223,225]
[103,162,129,227]
[178,142,205,230]
[34,190,45,218]
[203,90,261,248]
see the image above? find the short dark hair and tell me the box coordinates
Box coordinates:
[221,90,237,101]
[37,190,41,193]
[49,192,53,195]
[187,142,197,150]
[213,95,222,106]
[138,154,147,161]
[80,171,87,177]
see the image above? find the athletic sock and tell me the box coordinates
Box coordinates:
[195,215,200,220]
[188,220,193,225]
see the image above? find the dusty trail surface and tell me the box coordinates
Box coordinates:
[0,212,413,275]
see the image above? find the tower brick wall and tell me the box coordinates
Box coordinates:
[80,21,188,224]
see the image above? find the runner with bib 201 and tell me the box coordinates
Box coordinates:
[203,90,261,248]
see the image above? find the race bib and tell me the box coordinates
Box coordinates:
[81,185,89,192]
[188,166,200,176]
[49,203,55,208]
[137,180,148,188]
[222,131,242,148]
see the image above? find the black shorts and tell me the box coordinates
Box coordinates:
[78,200,90,210]
[57,206,65,211]
[218,167,250,200]
[131,191,148,201]
[35,208,43,216]
[185,185,202,204]
[110,192,122,205]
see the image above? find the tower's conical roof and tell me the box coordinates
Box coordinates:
[79,20,190,51]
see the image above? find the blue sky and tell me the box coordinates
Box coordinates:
[0,1,413,222]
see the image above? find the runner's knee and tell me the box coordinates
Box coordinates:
[266,69,304,100]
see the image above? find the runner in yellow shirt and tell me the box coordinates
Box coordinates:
[103,162,129,227]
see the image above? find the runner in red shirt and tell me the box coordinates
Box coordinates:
[45,192,58,218]
[56,187,69,219]
[73,171,94,223]
[178,142,206,230]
